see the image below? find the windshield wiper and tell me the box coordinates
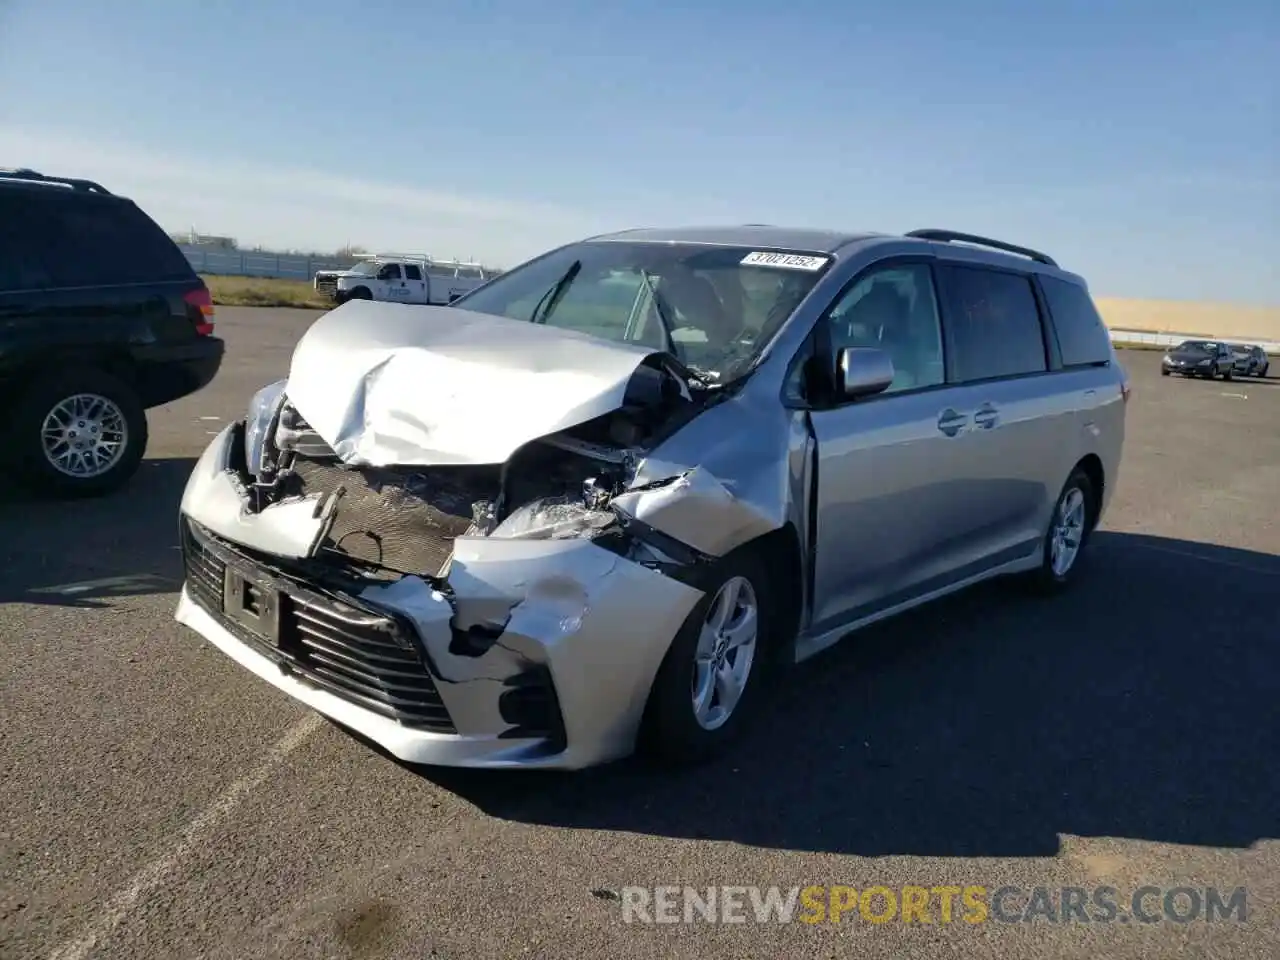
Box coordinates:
[639,270,679,356]
[528,260,581,324]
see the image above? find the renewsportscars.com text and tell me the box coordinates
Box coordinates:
[620,885,1248,925]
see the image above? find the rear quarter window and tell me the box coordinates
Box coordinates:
[1039,274,1111,366]
[31,194,195,288]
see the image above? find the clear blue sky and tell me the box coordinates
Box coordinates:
[1,0,1276,302]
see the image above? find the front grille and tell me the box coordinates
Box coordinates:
[314,275,339,298]
[181,519,455,732]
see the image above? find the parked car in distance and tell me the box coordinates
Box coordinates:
[175,225,1127,771]
[1160,340,1235,379]
[1230,343,1270,377]
[0,167,225,496]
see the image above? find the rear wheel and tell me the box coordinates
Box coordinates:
[13,368,148,498]
[1020,467,1097,594]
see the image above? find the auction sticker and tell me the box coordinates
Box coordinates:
[740,251,830,271]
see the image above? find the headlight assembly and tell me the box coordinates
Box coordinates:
[489,496,616,541]
[244,379,287,478]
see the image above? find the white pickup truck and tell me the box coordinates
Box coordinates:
[314,255,492,306]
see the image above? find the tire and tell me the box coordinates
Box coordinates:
[1160,368,1170,376]
[638,545,781,766]
[1020,467,1097,594]
[13,367,148,498]
[1223,367,1233,381]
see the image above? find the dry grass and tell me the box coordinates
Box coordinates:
[1095,297,1280,341]
[202,275,330,310]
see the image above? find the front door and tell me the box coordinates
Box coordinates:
[403,263,428,302]
[379,262,407,299]
[808,259,974,631]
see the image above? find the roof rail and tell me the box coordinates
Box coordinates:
[905,228,1057,267]
[0,167,113,195]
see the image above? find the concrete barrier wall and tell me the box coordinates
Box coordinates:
[1096,298,1280,342]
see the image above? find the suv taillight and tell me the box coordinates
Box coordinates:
[184,287,215,336]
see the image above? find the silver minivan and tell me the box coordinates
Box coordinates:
[174,226,1128,770]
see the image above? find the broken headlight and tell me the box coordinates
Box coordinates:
[490,496,617,541]
[244,379,287,477]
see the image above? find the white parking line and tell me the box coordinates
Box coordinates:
[1221,391,1249,399]
[47,714,324,960]
[27,574,178,595]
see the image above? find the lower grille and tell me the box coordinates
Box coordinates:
[181,519,455,732]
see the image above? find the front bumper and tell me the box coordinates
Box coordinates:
[174,425,704,769]
[1162,361,1210,376]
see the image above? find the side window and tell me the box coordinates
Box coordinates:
[939,266,1047,383]
[403,264,422,281]
[1039,275,1111,366]
[377,263,402,280]
[824,263,945,394]
[0,193,58,290]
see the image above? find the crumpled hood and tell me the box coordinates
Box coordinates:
[283,299,672,467]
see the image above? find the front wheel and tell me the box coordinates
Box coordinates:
[639,547,779,766]
[13,367,148,498]
[1223,367,1233,381]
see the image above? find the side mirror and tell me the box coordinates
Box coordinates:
[837,346,895,398]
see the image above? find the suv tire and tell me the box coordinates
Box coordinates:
[639,545,778,766]
[1021,467,1097,594]
[14,367,148,498]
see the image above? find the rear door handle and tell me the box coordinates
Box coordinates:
[937,409,968,437]
[973,403,1000,429]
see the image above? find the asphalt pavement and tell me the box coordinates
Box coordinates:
[2,307,1278,960]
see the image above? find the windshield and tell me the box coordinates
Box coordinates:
[347,260,380,277]
[449,241,831,381]
[1176,340,1215,352]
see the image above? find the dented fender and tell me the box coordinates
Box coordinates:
[612,390,804,559]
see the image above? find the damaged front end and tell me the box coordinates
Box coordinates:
[175,344,746,768]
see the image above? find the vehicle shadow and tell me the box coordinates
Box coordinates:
[0,458,195,607]
[396,531,1280,857]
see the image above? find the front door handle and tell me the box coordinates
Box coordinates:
[973,403,1000,429]
[937,409,968,437]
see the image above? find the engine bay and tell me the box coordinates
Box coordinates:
[238,356,702,580]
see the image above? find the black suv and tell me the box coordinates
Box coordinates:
[0,168,225,497]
